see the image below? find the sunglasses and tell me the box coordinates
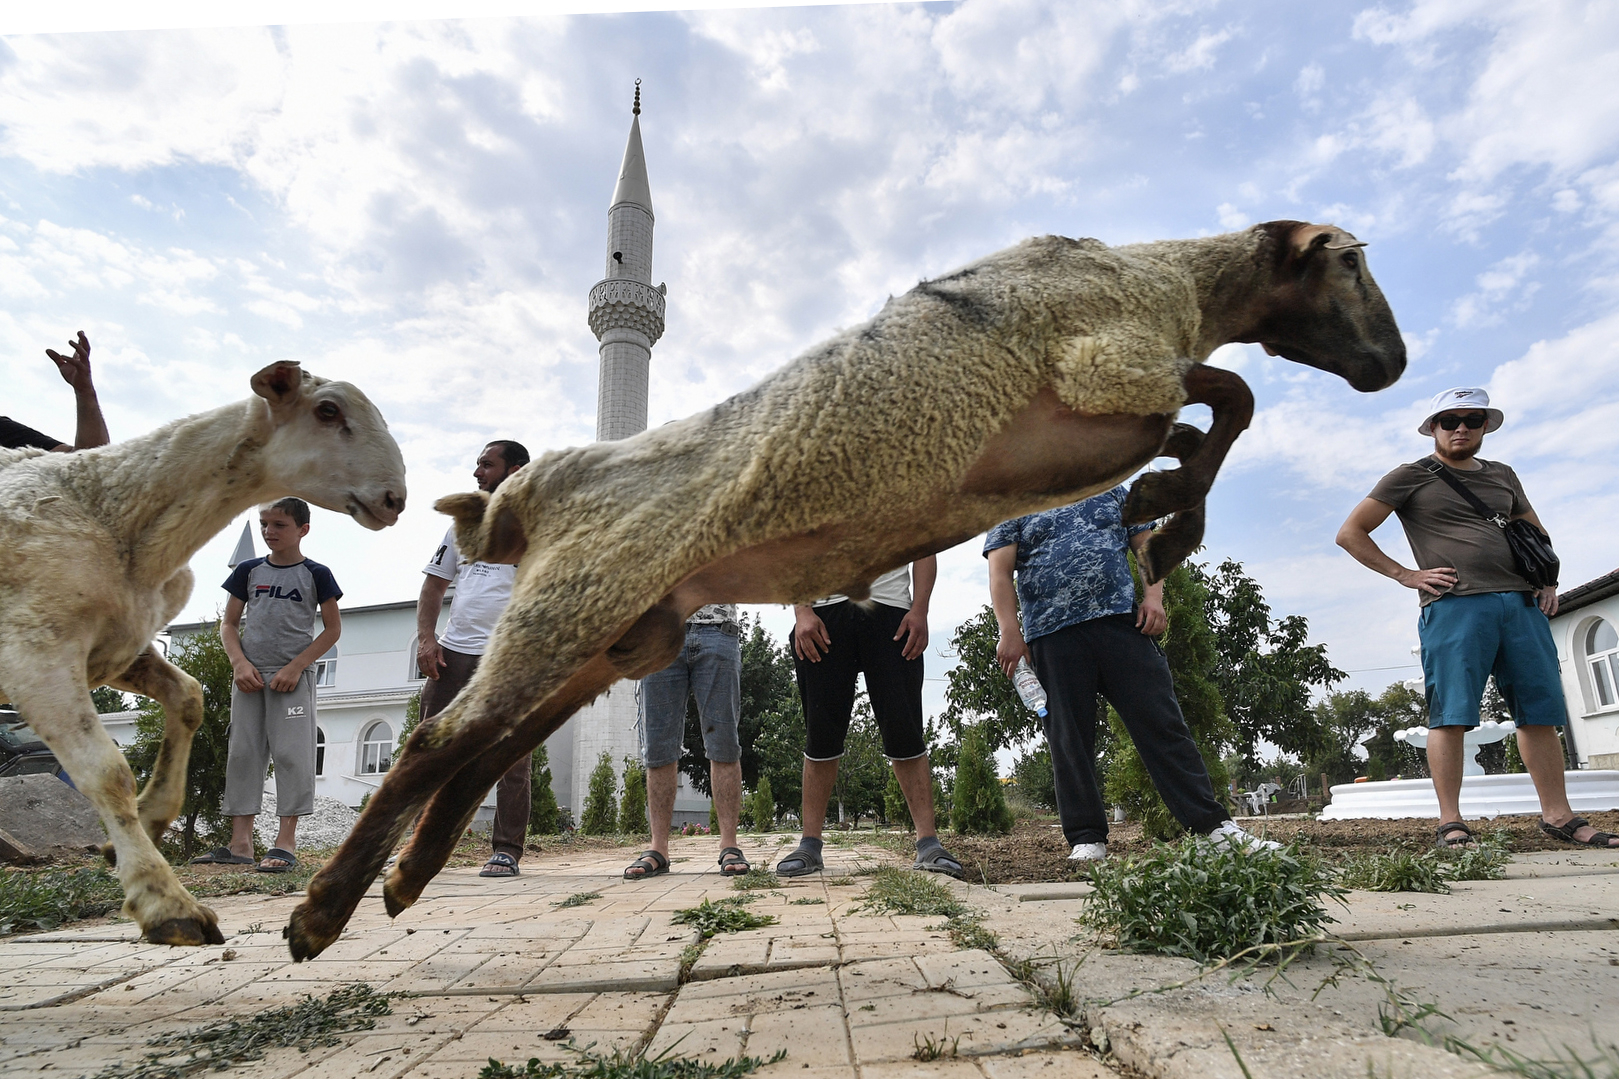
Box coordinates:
[1435,412,1488,431]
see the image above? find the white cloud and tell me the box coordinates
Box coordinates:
[1449,251,1540,328]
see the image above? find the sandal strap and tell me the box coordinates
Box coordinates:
[1436,821,1474,837]
[486,852,517,867]
[718,846,746,865]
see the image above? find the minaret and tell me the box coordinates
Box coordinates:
[589,79,666,441]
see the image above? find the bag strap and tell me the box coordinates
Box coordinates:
[1419,457,1510,528]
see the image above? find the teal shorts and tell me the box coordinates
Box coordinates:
[1418,591,1566,728]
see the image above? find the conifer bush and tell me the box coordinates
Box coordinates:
[750,775,776,832]
[618,758,648,835]
[884,773,912,830]
[580,752,619,835]
[528,743,561,836]
[951,724,1013,835]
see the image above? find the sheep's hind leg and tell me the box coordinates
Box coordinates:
[9,666,221,945]
[102,650,205,860]
[1133,423,1208,584]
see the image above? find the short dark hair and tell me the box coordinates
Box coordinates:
[264,497,311,526]
[485,440,530,470]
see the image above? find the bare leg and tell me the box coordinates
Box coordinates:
[710,759,742,850]
[1518,726,1615,845]
[230,815,256,859]
[107,649,204,851]
[799,758,840,839]
[647,762,678,858]
[1427,726,1465,825]
[891,755,936,837]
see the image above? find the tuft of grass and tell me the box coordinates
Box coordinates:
[1080,839,1345,964]
[0,866,124,934]
[911,1030,961,1062]
[670,897,776,939]
[88,983,395,1079]
[1444,836,1511,882]
[854,867,966,918]
[945,910,1000,954]
[479,1045,787,1079]
[1340,849,1451,894]
[788,897,823,906]
[731,868,779,891]
[556,892,603,909]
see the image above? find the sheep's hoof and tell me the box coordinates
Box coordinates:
[284,903,341,962]
[382,868,424,919]
[145,909,225,946]
[101,842,117,867]
[1123,468,1205,525]
[1139,506,1206,583]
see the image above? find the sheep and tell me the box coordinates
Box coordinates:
[285,220,1404,959]
[0,362,406,945]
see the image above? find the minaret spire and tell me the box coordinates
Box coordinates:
[588,80,666,442]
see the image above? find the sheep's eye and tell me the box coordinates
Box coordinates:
[316,401,341,421]
[1341,251,1360,271]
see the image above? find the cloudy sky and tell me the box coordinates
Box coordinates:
[5,0,1618,727]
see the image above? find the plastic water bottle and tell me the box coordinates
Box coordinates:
[1012,657,1048,718]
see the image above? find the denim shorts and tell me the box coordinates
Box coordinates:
[1418,591,1567,728]
[637,624,742,768]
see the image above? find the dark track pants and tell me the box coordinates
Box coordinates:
[420,646,531,860]
[1029,614,1227,846]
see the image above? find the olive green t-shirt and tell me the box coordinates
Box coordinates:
[1367,457,1535,606]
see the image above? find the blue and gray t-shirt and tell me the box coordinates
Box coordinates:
[223,557,343,671]
[982,486,1151,642]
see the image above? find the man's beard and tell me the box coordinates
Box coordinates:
[1437,439,1478,462]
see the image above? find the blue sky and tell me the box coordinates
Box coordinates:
[5,0,1618,729]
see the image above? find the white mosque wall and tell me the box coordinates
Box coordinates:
[1550,591,1619,767]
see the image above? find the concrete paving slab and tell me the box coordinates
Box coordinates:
[1333,874,1619,940]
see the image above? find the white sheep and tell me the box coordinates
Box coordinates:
[286,220,1405,959]
[0,362,406,945]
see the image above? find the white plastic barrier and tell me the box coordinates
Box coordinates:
[1321,769,1619,820]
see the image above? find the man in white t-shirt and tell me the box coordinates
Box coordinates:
[416,440,528,877]
[774,558,963,879]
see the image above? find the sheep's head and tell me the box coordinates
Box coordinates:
[1248,221,1406,393]
[251,361,407,529]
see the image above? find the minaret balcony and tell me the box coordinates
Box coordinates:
[588,278,666,345]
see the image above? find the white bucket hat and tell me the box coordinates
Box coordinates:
[1417,387,1504,435]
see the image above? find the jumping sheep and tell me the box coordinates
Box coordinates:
[286,220,1405,959]
[0,362,406,945]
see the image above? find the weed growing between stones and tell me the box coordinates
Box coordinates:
[0,866,123,933]
[1080,839,1345,963]
[730,868,778,891]
[670,896,776,939]
[88,983,395,1079]
[556,892,602,909]
[1444,835,1511,882]
[479,1045,786,1079]
[787,896,823,905]
[854,867,966,918]
[911,1029,961,1062]
[1339,848,1451,893]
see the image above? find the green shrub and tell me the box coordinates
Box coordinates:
[750,775,776,832]
[1339,849,1450,893]
[951,725,1013,835]
[1081,840,1345,963]
[618,758,648,835]
[884,773,912,830]
[1010,746,1056,811]
[580,752,618,835]
[529,743,561,836]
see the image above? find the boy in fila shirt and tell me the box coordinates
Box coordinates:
[205,497,342,871]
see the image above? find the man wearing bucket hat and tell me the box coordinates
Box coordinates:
[1337,388,1617,850]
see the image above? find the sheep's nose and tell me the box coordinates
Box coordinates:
[384,491,405,514]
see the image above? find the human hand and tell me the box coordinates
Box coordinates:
[416,637,446,680]
[45,332,94,395]
[1136,596,1168,637]
[267,665,303,693]
[1397,566,1457,596]
[995,633,1030,680]
[893,608,929,660]
[1537,586,1559,617]
[232,662,265,693]
[793,608,831,662]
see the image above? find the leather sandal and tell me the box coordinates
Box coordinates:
[623,849,670,880]
[1435,821,1477,849]
[479,852,520,877]
[1540,815,1619,848]
[719,847,750,875]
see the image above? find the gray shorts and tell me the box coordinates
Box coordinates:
[223,669,317,817]
[638,624,741,769]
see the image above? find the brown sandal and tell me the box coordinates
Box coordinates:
[623,849,670,880]
[719,847,750,875]
[1540,816,1619,848]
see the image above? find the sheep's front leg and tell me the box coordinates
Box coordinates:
[104,650,205,858]
[1123,365,1254,581]
[8,666,222,945]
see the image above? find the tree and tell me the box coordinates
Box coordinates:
[1361,682,1429,780]
[884,773,912,830]
[580,751,619,835]
[751,696,806,822]
[952,723,1013,835]
[750,774,776,832]
[529,743,560,836]
[831,695,888,825]
[1191,558,1343,783]
[618,758,648,835]
[395,690,422,761]
[1306,689,1381,787]
[92,686,129,713]
[1010,746,1056,811]
[1103,563,1236,839]
[941,605,1041,752]
[124,625,234,860]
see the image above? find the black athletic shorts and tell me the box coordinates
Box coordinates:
[794,600,926,761]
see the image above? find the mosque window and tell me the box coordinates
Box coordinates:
[360,720,393,775]
[1587,618,1619,709]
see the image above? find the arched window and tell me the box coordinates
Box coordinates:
[406,635,426,682]
[360,720,393,775]
[1586,618,1619,709]
[314,644,338,688]
[315,728,326,777]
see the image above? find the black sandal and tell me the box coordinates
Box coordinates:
[719,847,750,876]
[479,852,520,877]
[1540,816,1619,848]
[623,849,670,880]
[1435,821,1477,849]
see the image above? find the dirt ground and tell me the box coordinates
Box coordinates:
[947,810,1619,885]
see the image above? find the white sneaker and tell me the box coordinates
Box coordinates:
[1206,820,1282,852]
[1068,842,1108,861]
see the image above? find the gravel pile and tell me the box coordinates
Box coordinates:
[252,790,361,849]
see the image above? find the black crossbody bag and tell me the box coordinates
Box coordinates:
[1420,457,1560,589]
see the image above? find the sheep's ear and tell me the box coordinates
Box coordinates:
[251,362,306,408]
[1289,224,1338,262]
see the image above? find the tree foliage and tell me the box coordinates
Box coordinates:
[951,723,1013,835]
[1010,745,1056,811]
[580,751,619,835]
[124,625,234,860]
[884,772,912,830]
[91,686,128,713]
[528,742,561,836]
[831,695,889,824]
[1190,558,1343,782]
[941,605,1040,752]
[618,757,648,835]
[749,774,776,832]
